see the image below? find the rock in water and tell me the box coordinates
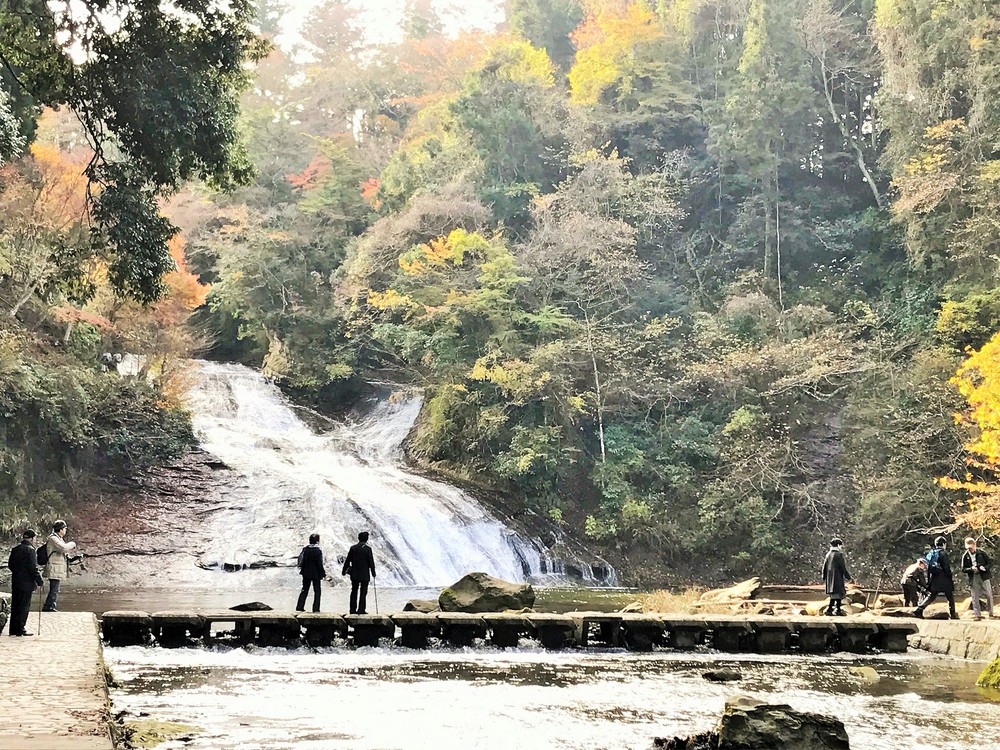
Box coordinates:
[702,669,743,683]
[403,599,440,613]
[230,602,273,611]
[657,696,850,749]
[438,572,535,613]
[977,657,1000,688]
[848,666,880,684]
[718,696,850,749]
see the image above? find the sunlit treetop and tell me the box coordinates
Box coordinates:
[0,0,268,302]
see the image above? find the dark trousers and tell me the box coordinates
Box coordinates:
[9,584,34,635]
[43,579,60,611]
[296,578,322,612]
[902,582,920,607]
[917,589,957,616]
[350,580,369,614]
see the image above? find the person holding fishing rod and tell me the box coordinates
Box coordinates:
[342,531,377,614]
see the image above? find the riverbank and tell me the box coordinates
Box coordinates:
[0,612,114,749]
[910,617,1000,660]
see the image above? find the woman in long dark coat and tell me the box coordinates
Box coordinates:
[822,538,852,616]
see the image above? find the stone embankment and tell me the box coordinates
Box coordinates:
[0,611,114,750]
[910,618,1000,660]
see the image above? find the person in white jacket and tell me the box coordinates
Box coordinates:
[42,520,77,612]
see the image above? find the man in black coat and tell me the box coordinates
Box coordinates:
[295,533,327,613]
[342,531,376,615]
[915,536,958,619]
[7,529,44,636]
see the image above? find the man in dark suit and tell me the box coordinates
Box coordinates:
[296,533,327,613]
[7,529,44,636]
[342,531,376,614]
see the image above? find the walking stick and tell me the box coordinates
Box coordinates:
[373,579,379,614]
[36,585,43,636]
[868,564,889,610]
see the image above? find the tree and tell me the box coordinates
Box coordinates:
[0,0,267,301]
[940,331,1000,534]
[508,0,584,71]
[0,142,92,319]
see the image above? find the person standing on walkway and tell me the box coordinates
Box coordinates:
[42,520,77,612]
[342,531,376,615]
[900,558,928,607]
[960,537,993,621]
[296,533,327,612]
[915,536,958,619]
[822,538,852,616]
[7,529,44,636]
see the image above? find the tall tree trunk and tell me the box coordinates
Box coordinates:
[818,57,883,209]
[583,311,606,465]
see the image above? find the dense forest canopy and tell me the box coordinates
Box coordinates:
[3,0,1000,585]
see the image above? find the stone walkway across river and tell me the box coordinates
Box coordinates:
[0,611,114,750]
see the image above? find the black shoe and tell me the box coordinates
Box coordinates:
[14,631,33,636]
[357,611,367,615]
[42,607,56,613]
[913,609,924,619]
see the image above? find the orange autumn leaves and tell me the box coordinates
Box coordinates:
[941,332,1000,532]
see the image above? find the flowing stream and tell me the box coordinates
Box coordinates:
[104,645,997,750]
[182,361,608,587]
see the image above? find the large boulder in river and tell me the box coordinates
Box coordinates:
[404,599,440,613]
[230,602,273,611]
[656,695,850,749]
[439,572,535,613]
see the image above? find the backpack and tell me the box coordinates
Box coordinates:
[924,548,942,574]
[36,543,49,566]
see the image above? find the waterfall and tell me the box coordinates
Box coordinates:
[184,361,612,587]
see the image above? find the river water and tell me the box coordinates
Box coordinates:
[103,642,997,750]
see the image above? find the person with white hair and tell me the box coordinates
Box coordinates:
[961,537,993,621]
[41,520,78,612]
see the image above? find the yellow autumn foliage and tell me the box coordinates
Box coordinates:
[940,330,1000,531]
[568,4,664,105]
[469,354,551,402]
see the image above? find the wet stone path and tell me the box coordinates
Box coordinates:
[0,611,114,749]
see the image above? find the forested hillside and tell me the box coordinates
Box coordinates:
[3,0,1000,585]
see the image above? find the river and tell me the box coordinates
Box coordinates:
[102,639,996,750]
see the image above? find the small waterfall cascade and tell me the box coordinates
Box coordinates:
[185,362,612,587]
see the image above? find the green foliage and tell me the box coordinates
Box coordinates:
[0,0,267,301]
[0,329,196,531]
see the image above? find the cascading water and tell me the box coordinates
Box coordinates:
[185,361,611,587]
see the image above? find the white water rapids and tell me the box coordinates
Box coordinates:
[184,361,606,587]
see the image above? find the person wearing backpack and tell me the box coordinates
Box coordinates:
[295,533,327,613]
[41,520,77,612]
[915,536,957,619]
[6,529,44,636]
[960,537,993,621]
[821,538,852,616]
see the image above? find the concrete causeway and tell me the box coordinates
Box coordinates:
[0,612,114,750]
[99,610,921,654]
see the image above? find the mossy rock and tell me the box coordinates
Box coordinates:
[976,657,1000,688]
[125,719,199,749]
